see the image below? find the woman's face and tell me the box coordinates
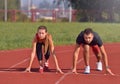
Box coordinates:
[84,33,94,44]
[37,29,47,39]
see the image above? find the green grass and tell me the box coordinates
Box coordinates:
[0,22,120,50]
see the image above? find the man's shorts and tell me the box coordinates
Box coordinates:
[91,45,100,55]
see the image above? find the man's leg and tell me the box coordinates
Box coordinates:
[83,44,90,66]
[91,45,102,62]
[91,45,102,71]
[83,44,90,74]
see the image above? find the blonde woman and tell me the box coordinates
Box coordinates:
[25,26,63,74]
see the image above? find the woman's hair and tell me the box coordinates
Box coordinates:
[37,26,47,32]
[83,28,93,35]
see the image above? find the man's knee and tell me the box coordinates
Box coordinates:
[83,45,90,53]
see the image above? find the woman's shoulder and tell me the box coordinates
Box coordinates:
[47,33,52,38]
[32,33,38,42]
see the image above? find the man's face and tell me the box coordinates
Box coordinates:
[84,33,94,44]
[37,29,47,39]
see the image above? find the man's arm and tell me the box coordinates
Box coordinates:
[72,43,80,74]
[100,45,114,75]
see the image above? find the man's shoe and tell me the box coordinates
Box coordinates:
[84,66,90,74]
[96,61,102,71]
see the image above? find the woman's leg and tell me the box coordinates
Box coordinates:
[44,47,50,71]
[36,43,43,67]
[44,46,50,62]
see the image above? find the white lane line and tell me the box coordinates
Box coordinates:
[55,54,120,84]
[55,58,84,84]
[0,71,119,77]
[0,49,73,72]
[0,57,30,72]
[9,57,30,69]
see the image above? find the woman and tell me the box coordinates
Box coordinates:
[25,26,63,74]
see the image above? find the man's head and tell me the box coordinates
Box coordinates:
[37,26,47,39]
[83,28,94,44]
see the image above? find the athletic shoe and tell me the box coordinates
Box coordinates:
[44,62,49,67]
[44,62,50,72]
[96,61,102,71]
[39,66,43,73]
[84,66,90,74]
[44,66,50,72]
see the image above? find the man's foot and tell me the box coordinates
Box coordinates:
[96,61,102,71]
[84,66,90,74]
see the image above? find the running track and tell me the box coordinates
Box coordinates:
[0,43,120,84]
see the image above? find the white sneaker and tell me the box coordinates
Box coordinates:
[84,66,90,74]
[96,61,102,71]
[39,66,43,73]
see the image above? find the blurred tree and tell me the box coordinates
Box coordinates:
[70,0,120,22]
[53,0,70,8]
[0,0,4,9]
[0,0,20,9]
[8,0,20,9]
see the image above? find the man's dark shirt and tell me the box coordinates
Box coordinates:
[76,31,103,47]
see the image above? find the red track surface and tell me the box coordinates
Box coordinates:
[0,43,120,84]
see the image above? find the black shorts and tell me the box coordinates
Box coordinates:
[36,42,50,61]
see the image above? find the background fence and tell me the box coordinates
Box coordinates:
[0,9,77,22]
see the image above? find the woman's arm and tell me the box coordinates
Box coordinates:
[25,38,36,72]
[49,35,63,74]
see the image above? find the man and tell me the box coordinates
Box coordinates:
[72,28,114,75]
[25,26,63,74]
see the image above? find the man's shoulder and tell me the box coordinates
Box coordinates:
[78,31,84,36]
[93,31,100,37]
[93,31,98,34]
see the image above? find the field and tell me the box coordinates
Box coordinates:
[0,22,120,50]
[0,22,120,84]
